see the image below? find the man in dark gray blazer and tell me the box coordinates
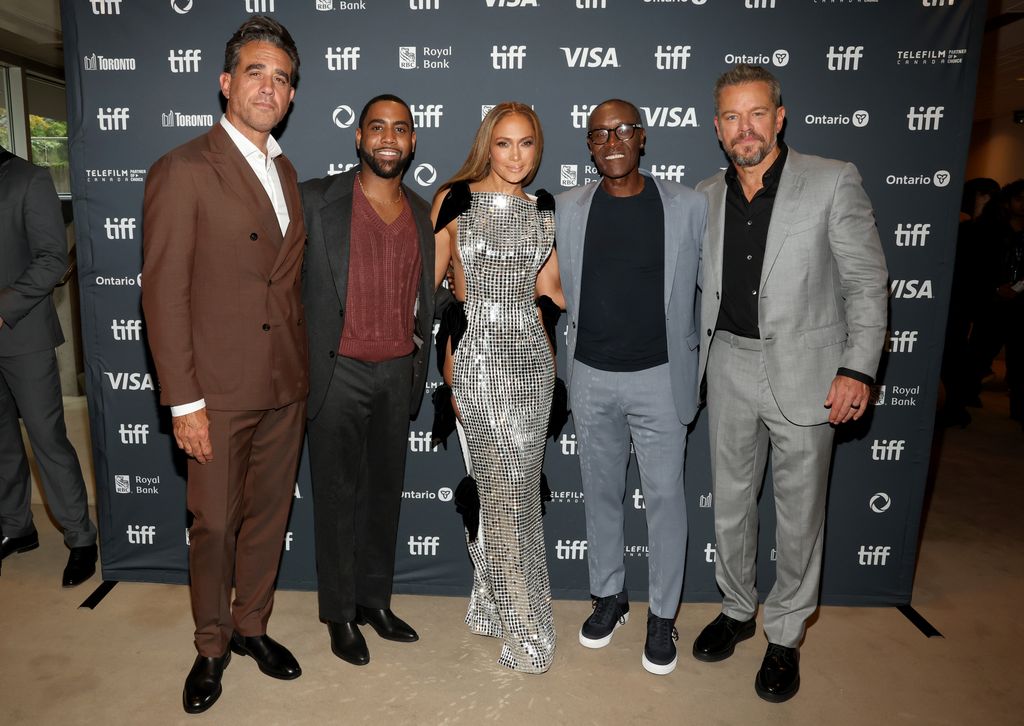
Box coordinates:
[301,95,435,666]
[0,146,97,586]
[556,99,706,676]
[691,65,888,703]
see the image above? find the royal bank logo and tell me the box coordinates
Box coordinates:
[245,0,275,11]
[870,384,886,406]
[409,0,440,7]
[171,0,194,13]
[97,107,130,131]
[804,110,870,128]
[559,432,578,455]
[399,47,453,70]
[887,330,918,353]
[328,162,358,176]
[885,170,950,187]
[411,104,444,128]
[571,104,598,128]
[111,319,143,341]
[127,524,156,545]
[481,104,496,120]
[871,439,906,461]
[745,0,775,7]
[555,540,587,560]
[560,164,579,188]
[880,384,919,407]
[699,492,712,508]
[890,279,933,299]
[114,474,131,494]
[907,106,944,131]
[413,163,437,187]
[162,110,215,128]
[104,217,136,240]
[576,0,606,6]
[724,50,789,68]
[83,54,136,71]
[168,49,202,73]
[125,475,159,494]
[398,46,417,69]
[562,47,619,68]
[318,0,367,8]
[827,45,864,71]
[86,168,147,183]
[104,371,155,391]
[896,48,967,66]
[90,0,122,14]
[857,545,891,566]
[332,105,355,128]
[326,46,361,71]
[491,45,527,70]
[632,489,646,510]
[408,431,434,453]
[485,0,538,6]
[649,165,686,183]
[118,424,150,445]
[869,492,891,513]
[641,106,698,128]
[408,535,440,555]
[655,45,691,70]
[894,223,931,247]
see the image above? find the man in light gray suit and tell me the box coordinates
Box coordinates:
[556,99,706,676]
[690,65,888,702]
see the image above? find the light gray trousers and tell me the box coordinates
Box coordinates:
[569,361,687,618]
[706,331,834,648]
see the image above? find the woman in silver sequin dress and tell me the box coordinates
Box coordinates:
[431,103,564,673]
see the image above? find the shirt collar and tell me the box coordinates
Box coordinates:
[219,114,282,162]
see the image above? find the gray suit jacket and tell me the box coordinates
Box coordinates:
[0,151,66,357]
[697,147,889,426]
[556,172,707,425]
[300,168,436,420]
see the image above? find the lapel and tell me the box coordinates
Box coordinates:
[652,174,679,313]
[761,149,807,291]
[570,183,600,313]
[268,156,304,279]
[704,174,728,292]
[319,170,356,305]
[406,186,434,306]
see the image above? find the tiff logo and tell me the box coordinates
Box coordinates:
[97,107,130,131]
[410,0,440,7]
[168,49,202,73]
[119,424,150,445]
[650,165,686,183]
[127,525,156,544]
[555,540,588,560]
[922,0,955,5]
[104,217,136,239]
[907,106,944,131]
[745,0,775,7]
[491,45,527,70]
[826,45,864,71]
[888,330,918,353]
[284,532,293,551]
[577,0,606,6]
[90,0,122,14]
[632,489,645,510]
[704,543,716,563]
[408,535,440,556]
[111,319,142,341]
[857,545,892,566]
[655,45,691,70]
[325,47,360,71]
[571,103,598,128]
[895,223,931,247]
[328,162,358,176]
[871,439,906,461]
[559,433,578,455]
[699,492,712,508]
[411,104,444,128]
[408,431,433,453]
[245,0,275,11]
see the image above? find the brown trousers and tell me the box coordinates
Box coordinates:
[186,401,305,657]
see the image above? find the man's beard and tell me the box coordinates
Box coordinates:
[727,131,776,168]
[358,144,410,180]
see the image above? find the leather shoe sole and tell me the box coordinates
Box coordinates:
[230,634,301,680]
[692,616,756,663]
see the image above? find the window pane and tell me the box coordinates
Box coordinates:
[27,75,68,195]
[0,71,11,151]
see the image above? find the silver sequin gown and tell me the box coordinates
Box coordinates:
[452,192,556,673]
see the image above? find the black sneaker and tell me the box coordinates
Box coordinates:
[642,610,679,675]
[579,592,629,648]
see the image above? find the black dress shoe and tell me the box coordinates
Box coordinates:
[62,544,98,587]
[755,643,800,703]
[1,529,39,560]
[230,633,301,680]
[355,606,419,642]
[692,613,756,662]
[327,621,369,665]
[183,651,231,714]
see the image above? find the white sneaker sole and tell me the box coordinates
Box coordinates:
[578,612,629,649]
[642,651,678,675]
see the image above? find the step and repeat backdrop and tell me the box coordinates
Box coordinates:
[62,0,985,604]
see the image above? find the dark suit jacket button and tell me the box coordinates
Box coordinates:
[328,350,336,358]
[262,323,271,331]
[250,232,259,241]
[339,308,344,317]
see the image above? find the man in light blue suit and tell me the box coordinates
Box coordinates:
[690,65,888,703]
[556,99,706,676]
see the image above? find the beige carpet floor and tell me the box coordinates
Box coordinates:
[2,375,1022,726]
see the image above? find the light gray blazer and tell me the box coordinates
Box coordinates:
[696,147,889,426]
[556,171,707,425]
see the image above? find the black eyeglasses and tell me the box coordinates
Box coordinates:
[587,123,643,145]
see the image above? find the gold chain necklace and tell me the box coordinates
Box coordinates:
[357,171,403,204]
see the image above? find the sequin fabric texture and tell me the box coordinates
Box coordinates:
[452,192,556,673]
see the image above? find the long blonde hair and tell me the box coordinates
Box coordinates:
[440,102,544,191]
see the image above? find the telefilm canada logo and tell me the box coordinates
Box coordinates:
[896,47,967,65]
[86,168,146,183]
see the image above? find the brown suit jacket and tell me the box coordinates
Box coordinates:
[141,124,308,411]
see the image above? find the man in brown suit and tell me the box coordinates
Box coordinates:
[141,16,306,715]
